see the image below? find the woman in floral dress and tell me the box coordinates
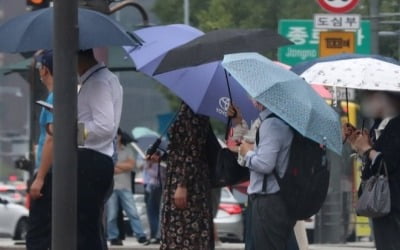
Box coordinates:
[160,103,214,250]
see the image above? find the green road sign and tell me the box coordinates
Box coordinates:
[278,19,371,66]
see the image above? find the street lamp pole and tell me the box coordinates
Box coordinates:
[52,0,78,249]
[184,0,190,25]
[369,0,380,54]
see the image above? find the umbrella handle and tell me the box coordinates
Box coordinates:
[225,117,232,141]
[145,138,162,157]
[345,88,350,123]
[224,69,233,141]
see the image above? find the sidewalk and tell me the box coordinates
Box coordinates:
[0,239,376,250]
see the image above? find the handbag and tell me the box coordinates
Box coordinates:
[205,126,249,188]
[214,148,249,187]
[356,160,391,218]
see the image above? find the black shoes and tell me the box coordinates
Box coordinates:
[138,236,150,245]
[110,239,123,246]
[149,238,161,244]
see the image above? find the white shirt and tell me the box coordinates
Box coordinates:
[78,63,123,157]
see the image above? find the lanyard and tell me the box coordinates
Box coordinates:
[79,66,107,93]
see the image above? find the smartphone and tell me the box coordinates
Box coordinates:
[35,100,53,111]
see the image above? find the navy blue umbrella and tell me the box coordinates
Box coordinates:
[291,53,399,75]
[0,7,143,53]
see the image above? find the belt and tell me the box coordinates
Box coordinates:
[249,192,280,201]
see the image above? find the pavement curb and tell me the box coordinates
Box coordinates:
[0,245,245,250]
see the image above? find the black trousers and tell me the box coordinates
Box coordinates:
[77,148,114,250]
[26,173,52,250]
[373,211,400,250]
[250,193,295,250]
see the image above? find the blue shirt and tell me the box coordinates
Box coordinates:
[244,109,293,195]
[35,93,54,170]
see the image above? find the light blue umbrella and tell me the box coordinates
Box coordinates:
[222,52,342,155]
[132,127,160,139]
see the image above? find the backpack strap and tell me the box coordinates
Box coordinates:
[257,113,278,193]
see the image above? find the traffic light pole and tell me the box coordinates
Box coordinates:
[52,0,78,249]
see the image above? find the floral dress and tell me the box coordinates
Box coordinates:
[160,103,214,250]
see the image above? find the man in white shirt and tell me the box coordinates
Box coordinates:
[76,49,123,250]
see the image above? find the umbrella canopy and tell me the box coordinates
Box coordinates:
[274,61,332,99]
[0,59,31,76]
[222,52,342,155]
[301,58,400,92]
[132,127,160,139]
[311,85,332,99]
[154,28,293,75]
[126,24,203,75]
[127,25,259,123]
[0,7,143,53]
[291,53,399,75]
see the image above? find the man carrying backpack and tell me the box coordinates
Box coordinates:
[235,101,295,250]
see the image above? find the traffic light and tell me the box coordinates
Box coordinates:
[26,0,50,11]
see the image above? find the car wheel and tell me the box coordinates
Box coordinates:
[14,218,28,240]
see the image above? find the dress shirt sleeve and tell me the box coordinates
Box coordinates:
[84,80,115,144]
[244,118,291,174]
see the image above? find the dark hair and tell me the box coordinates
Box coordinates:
[385,91,400,111]
[77,49,95,61]
[117,128,134,146]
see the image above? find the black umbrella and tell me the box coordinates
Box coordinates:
[135,136,169,154]
[153,28,292,139]
[154,28,293,75]
[0,7,143,53]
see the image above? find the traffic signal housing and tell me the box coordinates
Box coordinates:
[26,0,50,11]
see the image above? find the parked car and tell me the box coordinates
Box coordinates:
[0,184,26,206]
[0,197,29,240]
[214,187,244,242]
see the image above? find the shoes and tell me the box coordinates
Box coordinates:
[110,239,123,246]
[138,237,150,245]
[149,238,161,244]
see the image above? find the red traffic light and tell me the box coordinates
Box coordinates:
[26,0,50,10]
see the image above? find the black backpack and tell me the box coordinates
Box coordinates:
[259,115,330,220]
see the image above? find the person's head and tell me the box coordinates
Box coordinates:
[361,91,400,119]
[117,128,134,147]
[117,128,124,146]
[77,49,97,75]
[34,50,53,90]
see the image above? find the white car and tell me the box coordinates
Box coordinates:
[0,197,29,240]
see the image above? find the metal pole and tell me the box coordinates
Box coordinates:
[184,0,190,25]
[52,0,78,249]
[369,0,380,54]
[398,4,400,60]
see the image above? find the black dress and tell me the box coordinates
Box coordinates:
[361,115,400,250]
